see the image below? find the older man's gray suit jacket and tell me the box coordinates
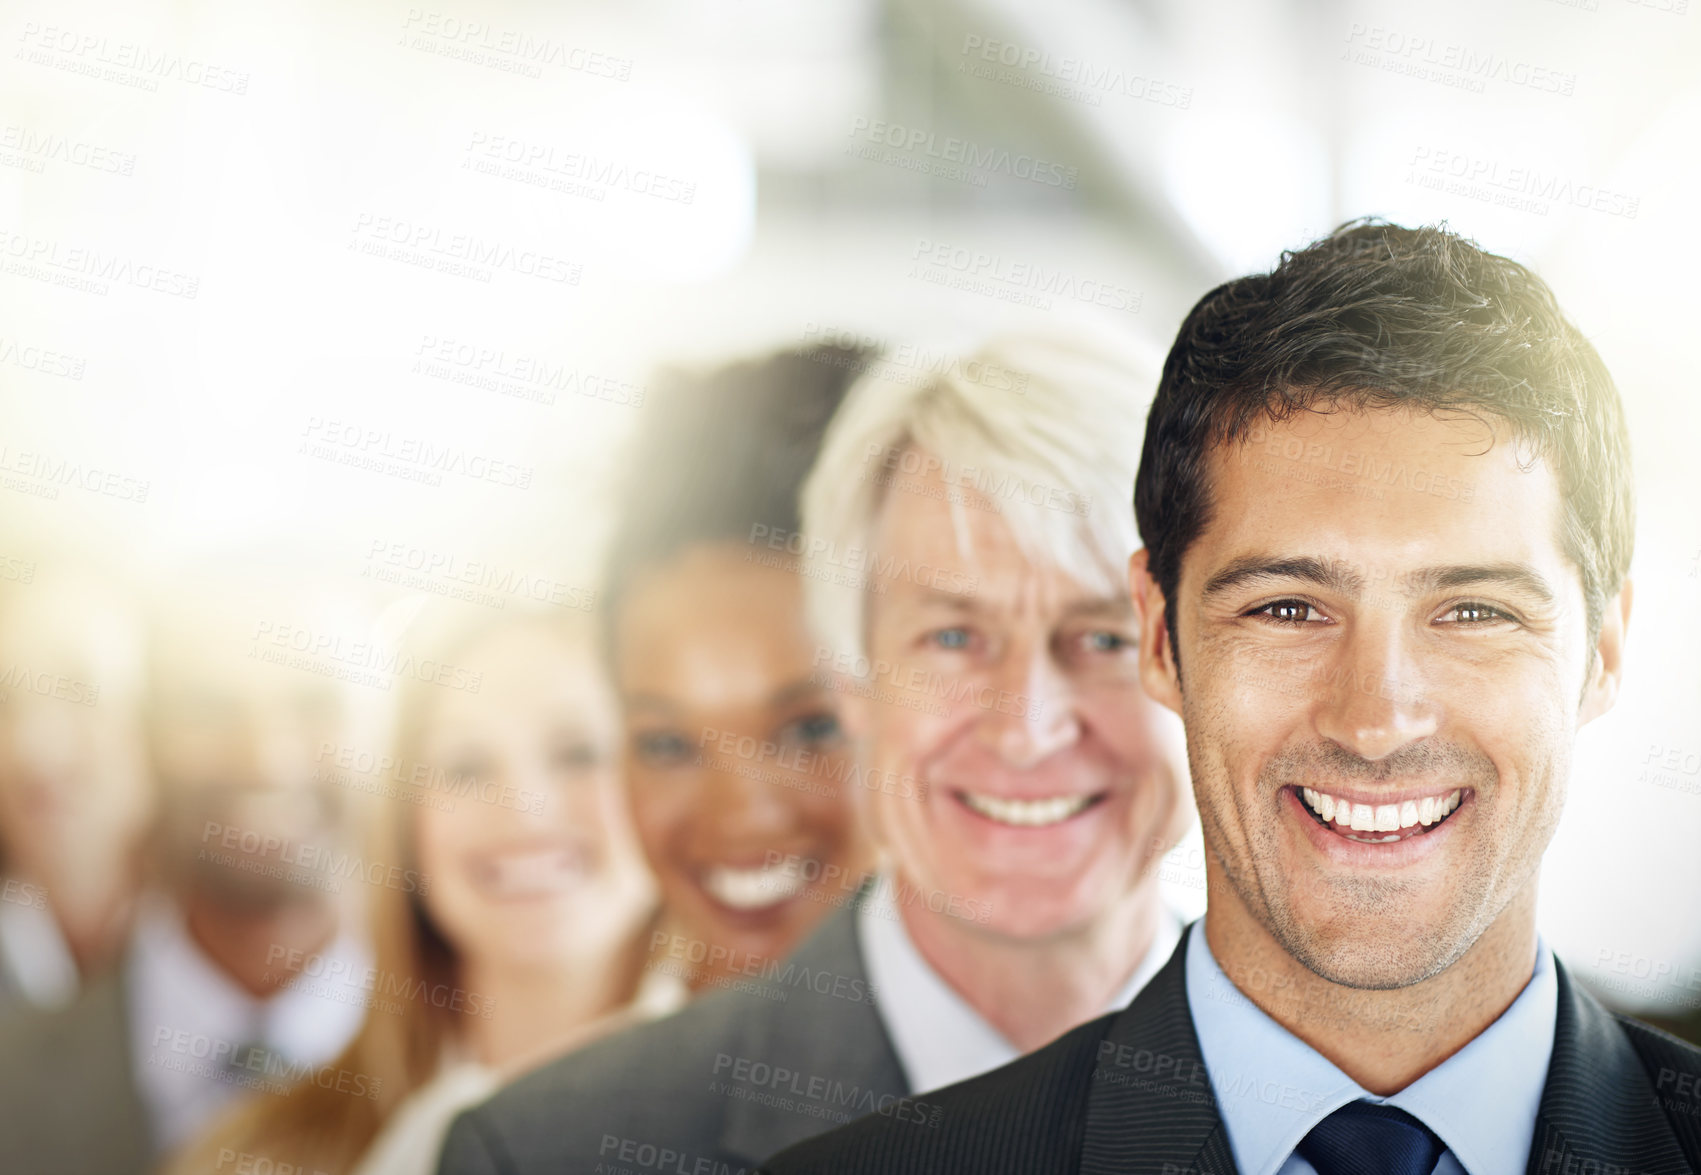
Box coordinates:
[437,901,927,1175]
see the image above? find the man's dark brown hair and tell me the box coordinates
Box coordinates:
[1133,219,1634,663]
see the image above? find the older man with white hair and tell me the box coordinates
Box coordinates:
[436,330,1192,1175]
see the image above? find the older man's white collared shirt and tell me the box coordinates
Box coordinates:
[857,873,1181,1094]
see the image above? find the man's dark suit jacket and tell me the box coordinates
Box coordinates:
[0,969,153,1175]
[438,900,934,1175]
[764,926,1701,1175]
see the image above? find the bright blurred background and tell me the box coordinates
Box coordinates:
[1,0,1697,1018]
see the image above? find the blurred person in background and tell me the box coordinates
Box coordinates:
[602,345,880,992]
[168,603,664,1175]
[0,568,380,1175]
[437,330,1192,1175]
[0,567,152,1015]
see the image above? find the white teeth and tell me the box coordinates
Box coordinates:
[960,792,1095,828]
[1299,788,1464,836]
[702,861,806,911]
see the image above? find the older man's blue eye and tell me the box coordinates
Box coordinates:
[635,732,690,762]
[784,713,842,745]
[1087,632,1130,652]
[933,628,971,649]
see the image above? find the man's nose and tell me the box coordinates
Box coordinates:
[975,642,1081,769]
[1312,619,1439,761]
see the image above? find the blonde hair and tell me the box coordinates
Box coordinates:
[800,328,1155,668]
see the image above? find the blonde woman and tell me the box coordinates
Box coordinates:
[169,604,671,1175]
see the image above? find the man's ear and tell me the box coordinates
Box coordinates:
[1130,549,1183,717]
[1578,578,1633,726]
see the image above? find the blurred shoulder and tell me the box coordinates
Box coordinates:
[445,986,767,1170]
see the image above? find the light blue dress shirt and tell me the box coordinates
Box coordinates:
[1184,921,1557,1175]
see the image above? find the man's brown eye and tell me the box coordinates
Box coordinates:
[1449,603,1504,624]
[1262,600,1313,623]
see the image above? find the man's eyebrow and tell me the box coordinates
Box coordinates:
[907,586,979,610]
[1201,557,1363,599]
[1403,563,1558,606]
[767,678,830,709]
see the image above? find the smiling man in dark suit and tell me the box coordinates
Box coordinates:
[763,221,1701,1174]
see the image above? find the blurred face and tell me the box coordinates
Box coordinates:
[151,642,357,915]
[413,624,654,971]
[0,603,149,890]
[1137,408,1625,988]
[620,543,867,973]
[850,458,1188,941]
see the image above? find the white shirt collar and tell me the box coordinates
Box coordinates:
[0,882,80,1009]
[1185,921,1558,1175]
[126,896,371,1155]
[857,872,1181,1095]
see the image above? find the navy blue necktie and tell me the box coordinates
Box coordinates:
[1295,1100,1446,1175]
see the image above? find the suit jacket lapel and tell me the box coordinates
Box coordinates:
[717,901,909,1166]
[1524,960,1691,1175]
[1081,923,1238,1175]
